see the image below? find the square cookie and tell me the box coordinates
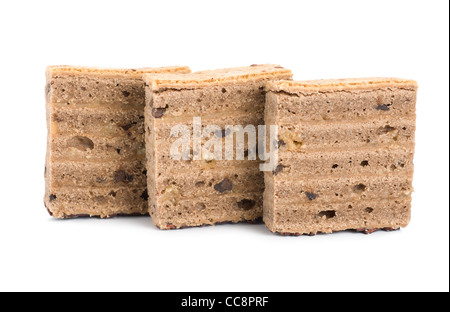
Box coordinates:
[145,65,293,229]
[45,65,190,218]
[264,78,417,235]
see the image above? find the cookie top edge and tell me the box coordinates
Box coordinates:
[266,78,418,95]
[144,65,293,91]
[46,65,191,78]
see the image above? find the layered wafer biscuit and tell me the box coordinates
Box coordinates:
[145,65,293,229]
[45,65,191,218]
[264,78,417,235]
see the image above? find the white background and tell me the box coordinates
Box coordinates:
[0,0,448,292]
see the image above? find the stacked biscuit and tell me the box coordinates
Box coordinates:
[44,65,417,236]
[45,66,190,218]
[144,65,292,229]
[264,79,417,235]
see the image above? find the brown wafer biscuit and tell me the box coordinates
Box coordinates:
[264,78,417,235]
[45,65,191,218]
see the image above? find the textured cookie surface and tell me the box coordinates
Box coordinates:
[44,65,190,218]
[264,78,417,235]
[145,65,293,229]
